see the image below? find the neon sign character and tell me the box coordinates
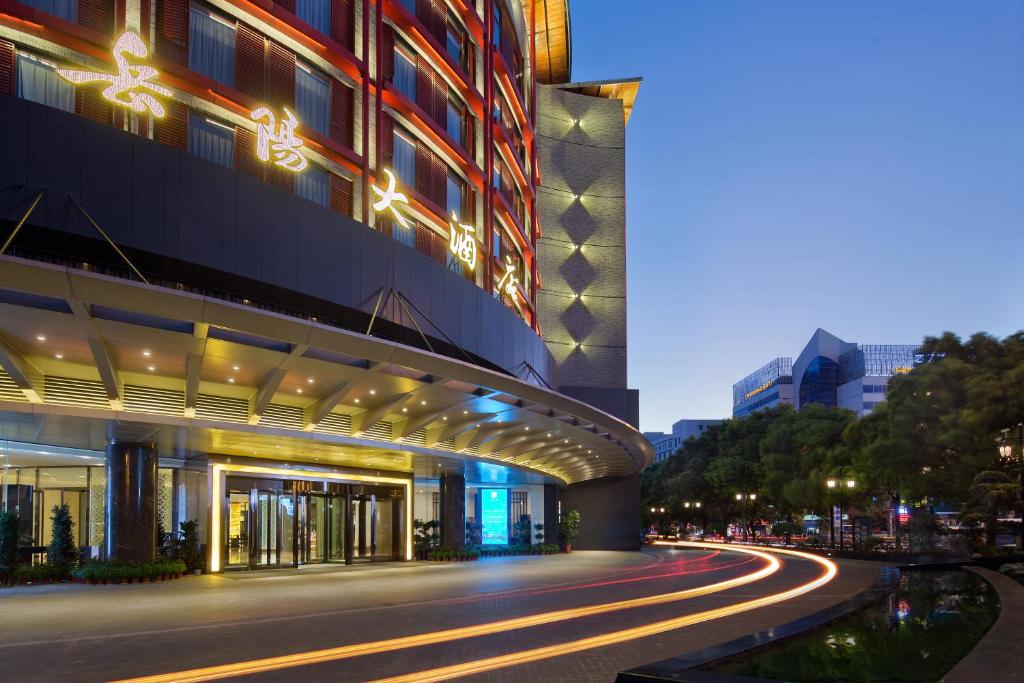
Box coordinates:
[496,255,523,314]
[448,211,478,271]
[250,107,308,172]
[371,169,410,228]
[57,32,172,117]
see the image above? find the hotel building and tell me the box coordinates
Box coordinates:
[0,0,650,569]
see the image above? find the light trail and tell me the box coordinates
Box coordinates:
[370,544,838,683]
[110,547,779,683]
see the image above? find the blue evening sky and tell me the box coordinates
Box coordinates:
[568,1,1024,431]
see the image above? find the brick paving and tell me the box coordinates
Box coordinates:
[0,548,880,682]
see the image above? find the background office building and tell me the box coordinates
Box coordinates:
[734,329,917,418]
[0,0,651,569]
[732,357,794,417]
[644,418,723,464]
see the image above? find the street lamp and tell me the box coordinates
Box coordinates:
[735,493,757,542]
[825,468,856,551]
[996,424,1024,549]
[683,501,702,538]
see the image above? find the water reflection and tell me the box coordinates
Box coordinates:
[712,570,999,682]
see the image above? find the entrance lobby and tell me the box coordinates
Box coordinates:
[222,474,406,571]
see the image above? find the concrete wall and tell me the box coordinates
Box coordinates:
[0,94,556,386]
[564,474,641,551]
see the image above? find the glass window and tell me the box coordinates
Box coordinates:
[394,221,414,248]
[19,0,76,21]
[446,100,463,147]
[492,3,501,48]
[446,25,463,67]
[16,52,74,113]
[798,356,840,408]
[399,0,415,13]
[188,113,234,168]
[446,172,463,216]
[296,165,329,207]
[492,229,501,260]
[394,48,416,101]
[295,0,330,35]
[295,63,330,136]
[189,6,236,87]
[393,130,416,188]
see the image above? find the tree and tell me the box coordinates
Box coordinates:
[47,503,77,570]
[559,509,581,549]
[0,510,19,583]
[771,520,803,545]
[962,470,1019,552]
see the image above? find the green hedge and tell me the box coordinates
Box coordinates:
[71,559,187,583]
[14,564,68,582]
[428,544,561,561]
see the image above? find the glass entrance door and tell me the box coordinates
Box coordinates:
[352,496,374,560]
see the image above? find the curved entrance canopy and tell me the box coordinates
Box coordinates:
[0,257,652,484]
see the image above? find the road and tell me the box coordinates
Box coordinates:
[0,544,877,682]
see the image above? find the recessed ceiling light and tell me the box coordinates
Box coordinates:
[463,410,468,414]
[420,400,426,406]
[232,365,240,371]
[54,353,63,360]
[142,350,151,357]
[354,398,360,403]
[36,335,46,342]
[296,388,303,394]
[442,416,448,421]
[369,389,376,395]
[228,377,235,383]
[401,407,408,413]
[525,426,530,431]
[307,378,314,384]
[547,433,552,438]
[147,365,156,372]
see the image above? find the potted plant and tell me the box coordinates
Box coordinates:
[559,509,581,553]
[0,509,18,586]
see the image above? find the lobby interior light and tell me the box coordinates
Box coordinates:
[232,364,240,371]
[228,377,235,383]
[142,349,151,357]
[369,389,376,395]
[354,398,360,403]
[296,388,303,394]
[36,334,46,342]
[307,377,314,384]
[147,365,156,372]
[54,353,63,360]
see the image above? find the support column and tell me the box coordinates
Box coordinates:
[438,473,465,550]
[543,483,559,544]
[344,491,354,565]
[105,441,157,563]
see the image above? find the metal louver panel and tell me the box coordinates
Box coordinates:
[435,438,456,452]
[363,421,392,441]
[403,428,426,446]
[0,370,27,402]
[316,412,352,436]
[44,377,109,409]
[195,394,249,424]
[124,385,184,416]
[261,404,303,430]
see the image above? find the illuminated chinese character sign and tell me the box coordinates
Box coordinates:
[496,254,523,315]
[57,32,171,117]
[371,169,411,228]
[251,107,308,172]
[480,488,508,545]
[448,211,478,271]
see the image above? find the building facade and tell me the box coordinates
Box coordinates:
[0,0,651,569]
[734,329,917,418]
[644,418,723,464]
[732,357,794,417]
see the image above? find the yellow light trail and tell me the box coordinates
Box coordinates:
[370,544,838,683]
[111,545,780,683]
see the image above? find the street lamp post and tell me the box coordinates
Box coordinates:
[996,422,1024,549]
[735,493,756,542]
[826,468,856,551]
[683,501,702,539]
